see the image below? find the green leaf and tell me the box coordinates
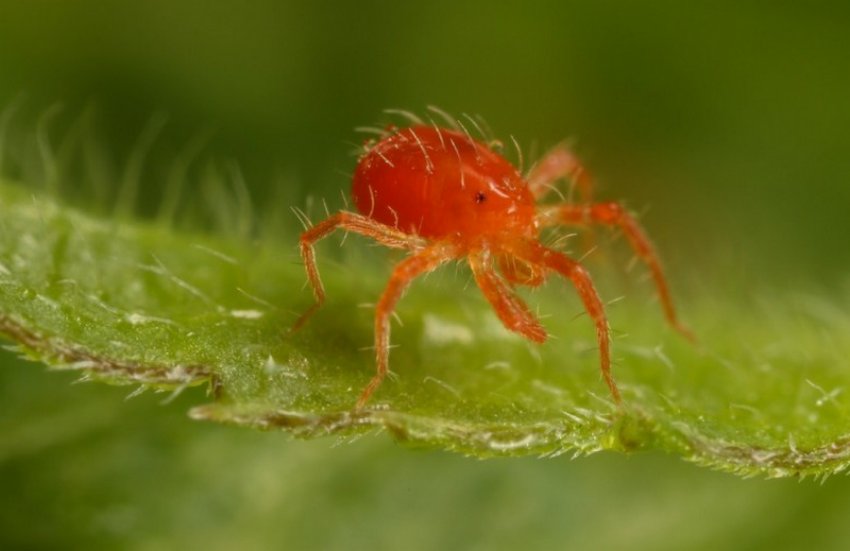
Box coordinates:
[1,179,849,478]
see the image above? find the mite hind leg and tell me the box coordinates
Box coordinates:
[358,243,456,409]
[294,211,423,331]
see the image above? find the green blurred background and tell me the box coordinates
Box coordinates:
[2,1,850,549]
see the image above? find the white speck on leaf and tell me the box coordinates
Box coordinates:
[422,314,474,345]
[125,312,179,326]
[230,309,264,319]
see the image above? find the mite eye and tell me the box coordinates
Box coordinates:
[474,191,487,204]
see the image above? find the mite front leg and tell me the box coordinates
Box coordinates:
[469,251,547,343]
[512,241,619,403]
[358,243,456,409]
[294,211,423,331]
[526,143,594,202]
[538,202,692,340]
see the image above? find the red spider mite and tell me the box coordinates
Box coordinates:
[294,110,691,409]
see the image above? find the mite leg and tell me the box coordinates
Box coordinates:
[511,241,619,403]
[358,243,456,408]
[537,202,692,340]
[294,211,423,331]
[526,143,594,202]
[469,252,547,343]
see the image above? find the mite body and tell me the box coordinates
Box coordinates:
[352,125,537,243]
[296,117,690,408]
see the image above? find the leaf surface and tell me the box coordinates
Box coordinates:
[2,180,849,477]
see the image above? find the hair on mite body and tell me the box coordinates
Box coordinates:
[294,110,693,409]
